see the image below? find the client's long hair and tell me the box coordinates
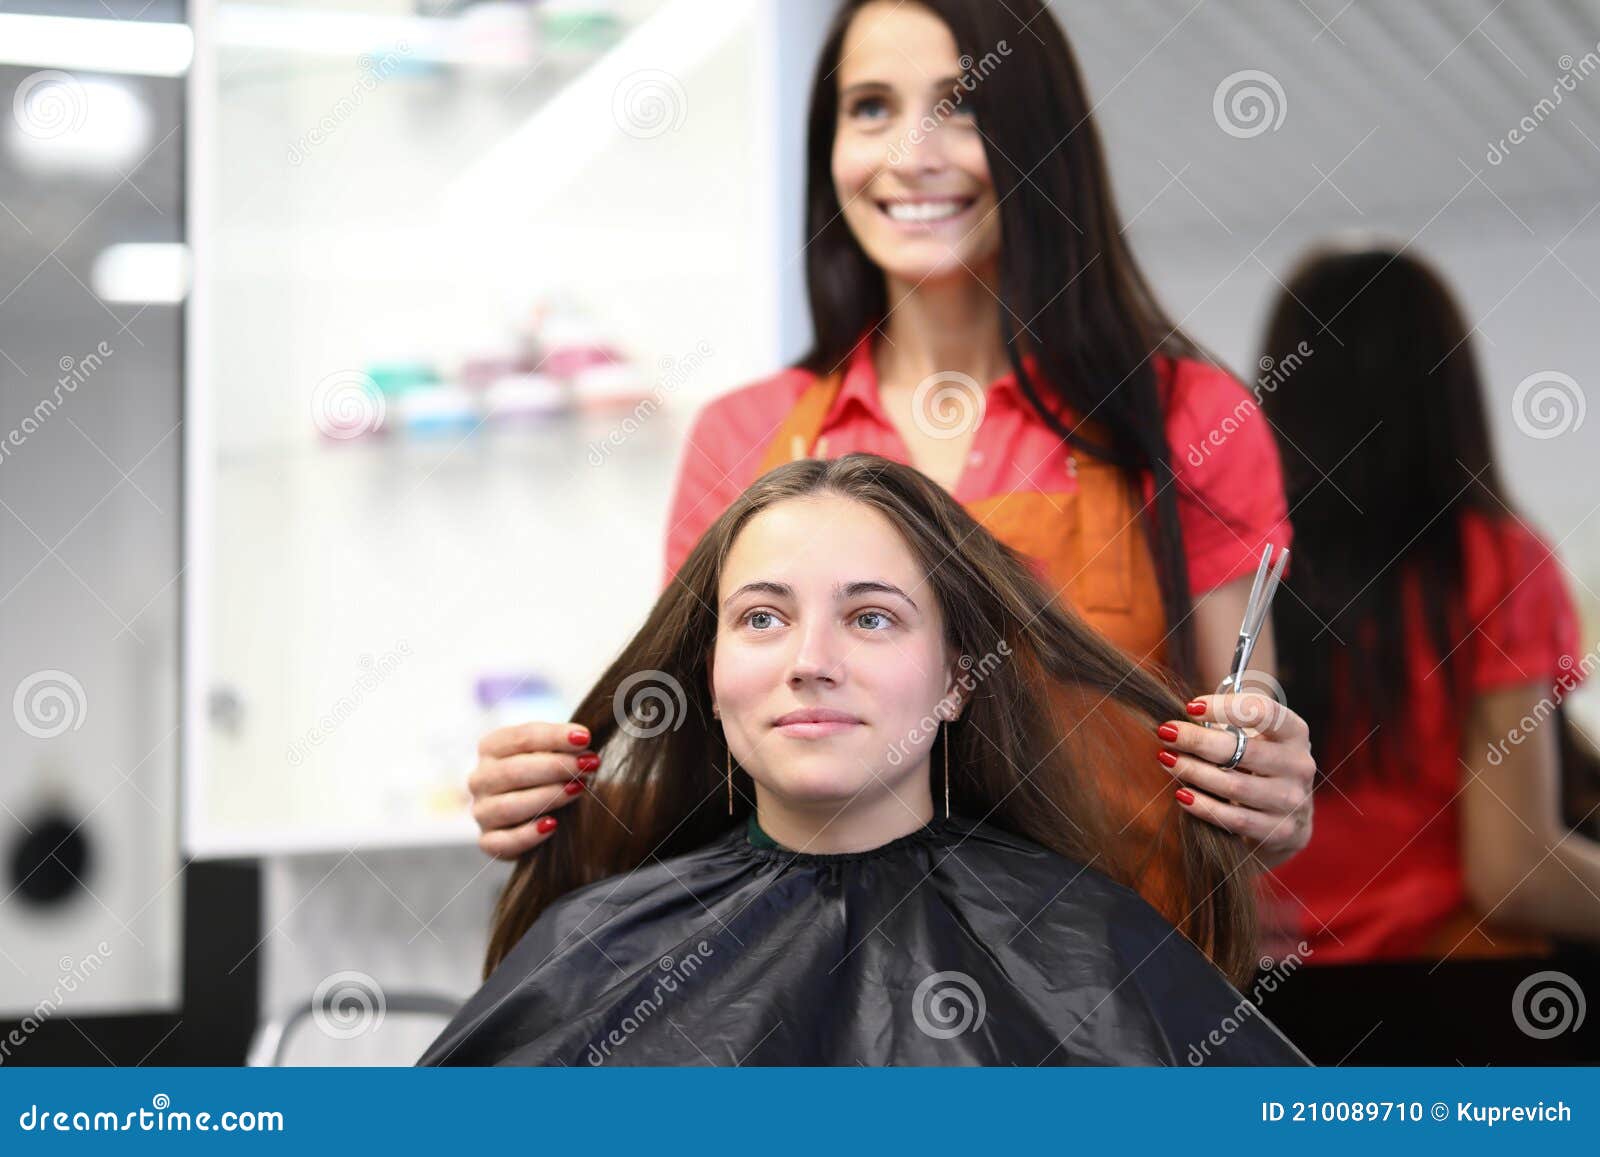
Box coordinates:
[484,455,1261,984]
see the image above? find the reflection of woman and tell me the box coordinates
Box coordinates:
[467,0,1317,935]
[420,455,1310,1066]
[1257,245,1598,963]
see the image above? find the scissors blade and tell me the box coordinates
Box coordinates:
[1233,546,1289,681]
[1224,548,1272,684]
[1251,546,1289,634]
[1241,544,1273,623]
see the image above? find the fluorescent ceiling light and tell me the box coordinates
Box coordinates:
[0,14,193,77]
[6,75,153,176]
[92,243,192,304]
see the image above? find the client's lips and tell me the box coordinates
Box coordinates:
[772,708,863,738]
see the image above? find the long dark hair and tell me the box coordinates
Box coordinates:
[485,454,1263,986]
[799,0,1205,685]
[1258,245,1512,783]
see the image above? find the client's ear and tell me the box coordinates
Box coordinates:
[941,655,971,722]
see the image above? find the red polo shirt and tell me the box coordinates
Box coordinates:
[1260,509,1587,963]
[662,333,1292,593]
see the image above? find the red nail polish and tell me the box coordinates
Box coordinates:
[1186,701,1207,716]
[1157,750,1178,768]
[536,816,558,833]
[568,728,590,747]
[563,779,585,795]
[576,753,600,772]
[1175,788,1195,806]
[1157,723,1180,742]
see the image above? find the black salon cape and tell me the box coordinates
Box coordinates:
[417,814,1311,1066]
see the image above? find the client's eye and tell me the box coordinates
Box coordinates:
[854,610,894,631]
[742,609,783,631]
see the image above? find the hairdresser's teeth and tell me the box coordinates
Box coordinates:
[884,199,968,222]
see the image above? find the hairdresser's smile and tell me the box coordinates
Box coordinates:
[771,706,865,738]
[874,194,980,230]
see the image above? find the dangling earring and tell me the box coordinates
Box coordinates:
[713,703,733,816]
[943,719,951,820]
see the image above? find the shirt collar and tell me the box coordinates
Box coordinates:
[817,330,1047,434]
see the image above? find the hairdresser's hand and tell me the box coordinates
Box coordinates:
[1156,694,1315,871]
[467,722,599,859]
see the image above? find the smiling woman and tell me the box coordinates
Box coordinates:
[418,454,1310,1066]
[829,12,1004,298]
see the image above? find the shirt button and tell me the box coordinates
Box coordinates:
[969,450,984,466]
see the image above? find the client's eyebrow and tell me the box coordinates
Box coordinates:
[721,580,920,613]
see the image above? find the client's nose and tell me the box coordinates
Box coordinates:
[787,622,845,687]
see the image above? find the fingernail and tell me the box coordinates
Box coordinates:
[1186,701,1207,716]
[536,816,558,833]
[563,779,585,795]
[576,753,601,772]
[1157,723,1180,742]
[568,728,590,746]
[1157,750,1179,768]
[1175,788,1195,806]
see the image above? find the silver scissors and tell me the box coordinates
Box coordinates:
[1216,543,1288,697]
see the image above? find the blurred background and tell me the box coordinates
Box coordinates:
[0,0,1596,1065]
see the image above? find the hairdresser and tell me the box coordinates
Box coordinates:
[465,0,1317,927]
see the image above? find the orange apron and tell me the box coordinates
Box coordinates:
[757,372,1192,938]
